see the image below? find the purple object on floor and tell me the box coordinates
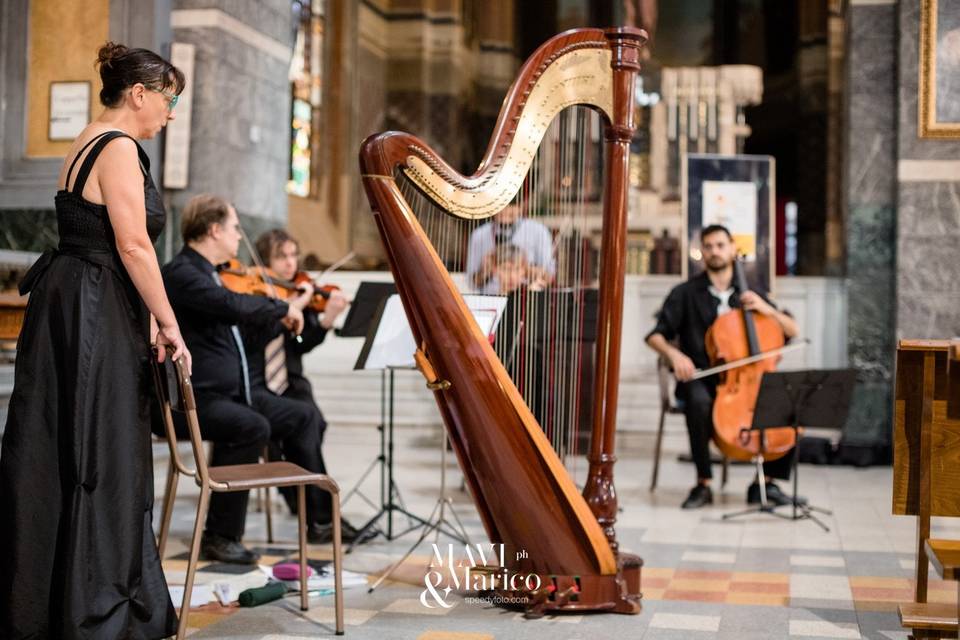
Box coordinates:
[272,563,315,581]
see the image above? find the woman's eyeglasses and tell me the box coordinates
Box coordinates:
[150,87,179,111]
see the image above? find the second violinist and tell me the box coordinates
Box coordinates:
[247,229,373,544]
[645,224,800,510]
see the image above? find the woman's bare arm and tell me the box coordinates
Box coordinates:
[97,137,190,367]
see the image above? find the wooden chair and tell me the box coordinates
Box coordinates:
[151,354,344,638]
[156,436,276,557]
[155,433,195,560]
[650,355,728,491]
[893,340,960,639]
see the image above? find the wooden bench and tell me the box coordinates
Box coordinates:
[899,602,958,639]
[928,539,960,581]
[894,340,960,640]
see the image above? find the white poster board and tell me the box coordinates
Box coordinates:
[49,82,90,140]
[163,42,195,189]
[701,180,758,260]
[358,294,508,370]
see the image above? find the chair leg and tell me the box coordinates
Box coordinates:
[298,485,308,612]
[177,485,211,640]
[650,408,667,491]
[265,486,274,544]
[158,457,179,559]
[721,455,729,490]
[331,488,344,636]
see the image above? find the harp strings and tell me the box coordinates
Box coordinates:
[396,106,604,471]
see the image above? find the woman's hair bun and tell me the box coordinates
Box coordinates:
[96,42,128,68]
[94,41,184,108]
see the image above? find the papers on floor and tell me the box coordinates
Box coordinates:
[169,584,215,608]
[281,569,369,592]
[168,572,272,606]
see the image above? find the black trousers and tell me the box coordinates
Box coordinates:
[155,385,328,538]
[681,378,792,483]
[267,375,333,523]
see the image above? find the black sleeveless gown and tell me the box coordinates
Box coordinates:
[0,131,177,639]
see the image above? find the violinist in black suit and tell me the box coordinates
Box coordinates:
[159,194,359,563]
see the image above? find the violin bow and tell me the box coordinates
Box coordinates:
[317,250,356,282]
[236,218,282,300]
[689,339,811,381]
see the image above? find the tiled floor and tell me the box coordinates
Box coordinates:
[156,423,960,639]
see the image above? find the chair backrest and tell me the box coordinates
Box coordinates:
[150,351,207,481]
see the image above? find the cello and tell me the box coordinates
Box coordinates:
[700,258,797,462]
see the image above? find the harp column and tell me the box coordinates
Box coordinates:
[583,28,647,552]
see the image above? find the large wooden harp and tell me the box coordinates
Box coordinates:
[359,28,647,614]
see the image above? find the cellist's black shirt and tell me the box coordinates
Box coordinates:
[645,271,776,371]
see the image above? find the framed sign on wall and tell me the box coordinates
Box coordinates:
[48,81,90,141]
[919,0,960,138]
[683,153,776,294]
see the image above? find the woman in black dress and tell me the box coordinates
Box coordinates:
[0,43,192,639]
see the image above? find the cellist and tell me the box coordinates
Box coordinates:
[645,224,799,509]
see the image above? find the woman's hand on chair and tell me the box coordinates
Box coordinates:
[156,322,192,375]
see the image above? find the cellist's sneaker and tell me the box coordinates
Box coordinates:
[746,481,806,506]
[681,484,713,509]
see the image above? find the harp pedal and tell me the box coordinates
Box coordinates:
[414,346,451,391]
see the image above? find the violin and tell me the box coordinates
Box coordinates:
[702,258,795,462]
[218,259,340,312]
[291,271,341,312]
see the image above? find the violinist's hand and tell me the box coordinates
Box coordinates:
[669,350,697,382]
[320,290,348,328]
[156,322,193,376]
[293,282,314,311]
[283,304,305,335]
[740,290,775,316]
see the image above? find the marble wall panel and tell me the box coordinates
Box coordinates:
[897,291,960,339]
[898,0,960,159]
[896,2,960,344]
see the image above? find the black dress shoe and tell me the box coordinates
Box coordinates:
[681,484,713,509]
[308,518,377,545]
[199,532,261,564]
[746,481,805,507]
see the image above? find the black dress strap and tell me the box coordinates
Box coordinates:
[64,131,113,192]
[69,131,139,196]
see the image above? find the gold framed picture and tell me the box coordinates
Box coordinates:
[919,0,960,138]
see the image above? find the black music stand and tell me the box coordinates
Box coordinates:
[722,368,856,531]
[338,283,397,521]
[346,293,430,548]
[338,281,396,338]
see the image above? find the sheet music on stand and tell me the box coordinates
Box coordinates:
[347,291,508,546]
[355,294,508,370]
[360,292,507,592]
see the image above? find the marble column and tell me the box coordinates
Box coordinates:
[844,0,898,454]
[169,0,295,252]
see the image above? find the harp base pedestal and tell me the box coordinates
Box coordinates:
[483,552,643,616]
